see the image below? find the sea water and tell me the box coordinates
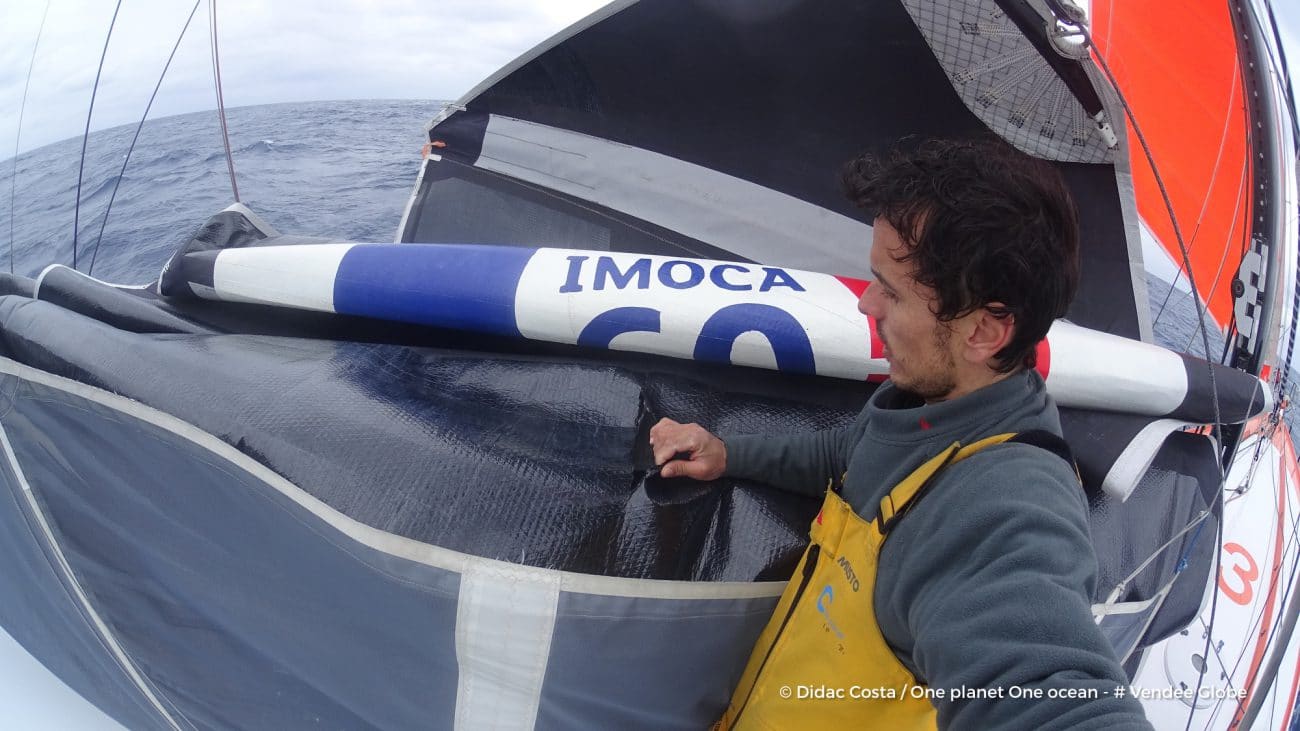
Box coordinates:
[2,99,437,284]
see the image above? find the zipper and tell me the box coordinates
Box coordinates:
[732,543,822,725]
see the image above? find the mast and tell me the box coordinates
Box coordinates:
[1226,0,1291,378]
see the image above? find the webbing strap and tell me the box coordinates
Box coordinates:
[877,433,1016,532]
[1008,428,1082,484]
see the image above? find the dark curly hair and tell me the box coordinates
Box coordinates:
[841,138,1080,373]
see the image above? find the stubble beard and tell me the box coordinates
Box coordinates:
[894,322,958,401]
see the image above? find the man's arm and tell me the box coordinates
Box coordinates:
[649,415,864,498]
[878,444,1152,730]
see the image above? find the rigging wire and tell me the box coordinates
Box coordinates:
[1048,25,1286,720]
[1162,372,1269,590]
[72,0,125,272]
[1070,22,1232,731]
[1074,29,1226,445]
[1178,162,1250,358]
[1236,0,1300,426]
[1229,6,1300,725]
[1190,500,1228,731]
[9,0,51,276]
[1225,476,1300,725]
[1236,430,1300,729]
[1276,253,1300,401]
[1176,440,1300,727]
[1104,509,1214,605]
[88,0,204,277]
[209,0,240,203]
[1068,15,1300,721]
[1227,542,1300,730]
[1243,0,1300,377]
[1254,1,1299,141]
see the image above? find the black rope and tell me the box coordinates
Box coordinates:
[209,0,240,202]
[1079,29,1227,446]
[9,1,50,275]
[1074,22,1233,731]
[72,0,124,272]
[88,0,204,277]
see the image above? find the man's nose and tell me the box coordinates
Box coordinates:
[858,285,879,317]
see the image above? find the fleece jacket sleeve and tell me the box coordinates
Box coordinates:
[721,413,868,498]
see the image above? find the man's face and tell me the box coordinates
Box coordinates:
[857,217,961,402]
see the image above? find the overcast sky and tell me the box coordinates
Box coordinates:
[1,1,1298,157]
[0,0,613,156]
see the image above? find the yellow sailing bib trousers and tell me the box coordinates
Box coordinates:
[714,433,1027,731]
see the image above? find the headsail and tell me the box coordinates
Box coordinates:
[1092,0,1296,376]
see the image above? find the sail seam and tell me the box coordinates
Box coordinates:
[0,357,784,601]
[0,422,189,731]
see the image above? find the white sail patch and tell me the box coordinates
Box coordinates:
[454,565,561,730]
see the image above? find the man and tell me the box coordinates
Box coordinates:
[650,139,1152,729]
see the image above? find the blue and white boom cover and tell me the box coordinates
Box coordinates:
[163,241,1270,428]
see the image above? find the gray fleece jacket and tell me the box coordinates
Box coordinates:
[723,370,1153,730]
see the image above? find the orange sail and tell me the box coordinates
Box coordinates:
[1091,0,1253,329]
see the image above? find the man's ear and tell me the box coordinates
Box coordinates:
[963,305,1015,366]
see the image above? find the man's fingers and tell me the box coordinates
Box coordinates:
[649,417,681,446]
[661,454,716,480]
[660,457,692,479]
[653,438,695,466]
[650,417,679,434]
[648,420,723,480]
[648,419,673,455]
[649,421,697,465]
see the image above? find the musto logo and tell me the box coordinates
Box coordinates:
[513,250,874,380]
[837,556,861,592]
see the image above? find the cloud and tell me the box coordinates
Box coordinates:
[0,0,611,156]
[4,0,1297,159]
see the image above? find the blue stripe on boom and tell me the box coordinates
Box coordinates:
[332,244,535,337]
[577,307,661,348]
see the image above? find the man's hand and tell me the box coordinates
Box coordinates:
[648,418,727,480]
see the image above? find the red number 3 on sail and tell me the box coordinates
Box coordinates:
[1218,543,1260,605]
